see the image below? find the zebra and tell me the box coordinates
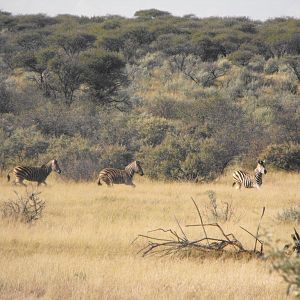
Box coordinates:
[232,160,267,189]
[7,159,62,186]
[97,160,144,187]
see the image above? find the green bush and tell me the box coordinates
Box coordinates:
[228,49,254,66]
[98,144,134,170]
[1,126,48,168]
[263,143,300,171]
[264,58,279,74]
[42,135,101,181]
[129,115,172,147]
[139,135,186,180]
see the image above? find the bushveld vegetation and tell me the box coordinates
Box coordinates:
[0,10,299,180]
[0,9,299,299]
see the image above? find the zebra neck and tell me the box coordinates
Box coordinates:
[255,172,263,185]
[125,167,135,178]
[43,165,53,175]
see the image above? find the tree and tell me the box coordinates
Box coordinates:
[82,50,128,105]
[52,32,96,57]
[15,48,56,97]
[194,38,226,61]
[49,56,84,105]
[285,56,300,82]
[16,30,47,51]
[134,9,171,19]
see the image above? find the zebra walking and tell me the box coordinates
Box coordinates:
[97,160,144,187]
[7,159,62,186]
[232,160,267,189]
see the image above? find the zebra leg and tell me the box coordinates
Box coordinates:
[38,181,47,186]
[15,178,27,187]
[102,177,112,186]
[233,181,241,190]
[97,177,102,186]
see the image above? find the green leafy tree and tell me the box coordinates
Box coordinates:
[134,9,171,19]
[82,49,128,105]
[52,32,96,57]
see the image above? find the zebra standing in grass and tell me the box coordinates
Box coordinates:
[97,160,144,187]
[232,160,267,189]
[7,159,62,186]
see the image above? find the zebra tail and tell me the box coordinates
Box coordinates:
[232,182,236,187]
[7,170,12,182]
[97,177,102,185]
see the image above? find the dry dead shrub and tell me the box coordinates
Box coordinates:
[205,190,237,222]
[277,206,300,223]
[1,191,45,223]
[134,199,265,259]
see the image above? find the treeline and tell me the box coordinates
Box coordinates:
[0,9,299,180]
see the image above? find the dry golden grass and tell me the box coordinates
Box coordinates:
[0,171,299,299]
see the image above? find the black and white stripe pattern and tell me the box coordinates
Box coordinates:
[232,160,267,189]
[7,159,62,186]
[97,161,144,187]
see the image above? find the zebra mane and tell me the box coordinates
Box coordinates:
[41,160,53,170]
[125,161,138,177]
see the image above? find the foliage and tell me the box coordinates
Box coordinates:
[43,135,101,181]
[263,143,300,171]
[0,12,299,181]
[277,206,300,223]
[270,230,300,298]
[264,58,279,74]
[134,9,171,19]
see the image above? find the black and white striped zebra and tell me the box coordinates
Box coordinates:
[232,160,267,189]
[7,159,62,186]
[97,160,144,187]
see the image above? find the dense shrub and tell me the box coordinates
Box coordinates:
[139,135,186,180]
[42,135,101,181]
[228,49,254,66]
[129,115,172,147]
[264,58,279,74]
[1,126,48,168]
[263,143,300,171]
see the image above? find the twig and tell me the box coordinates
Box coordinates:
[191,197,209,246]
[254,207,265,252]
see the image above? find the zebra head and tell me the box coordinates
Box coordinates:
[51,159,62,174]
[135,160,144,176]
[126,160,144,176]
[256,160,267,175]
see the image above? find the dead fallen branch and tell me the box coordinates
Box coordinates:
[134,199,265,259]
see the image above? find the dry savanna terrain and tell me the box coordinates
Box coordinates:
[0,171,299,300]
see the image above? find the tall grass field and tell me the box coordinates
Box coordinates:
[0,171,299,299]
